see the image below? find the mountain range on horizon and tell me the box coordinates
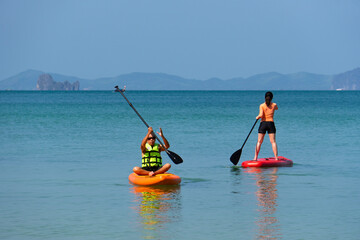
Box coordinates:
[0,68,359,90]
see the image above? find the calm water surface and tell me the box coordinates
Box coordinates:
[1,91,359,239]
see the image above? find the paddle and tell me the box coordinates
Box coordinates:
[114,86,183,164]
[230,119,259,165]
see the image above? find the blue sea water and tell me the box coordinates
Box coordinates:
[1,90,360,240]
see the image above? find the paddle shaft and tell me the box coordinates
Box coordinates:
[240,118,259,150]
[118,89,150,128]
[230,118,259,165]
[115,86,174,157]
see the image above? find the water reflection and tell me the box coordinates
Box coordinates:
[244,168,281,240]
[130,185,181,239]
[230,166,243,193]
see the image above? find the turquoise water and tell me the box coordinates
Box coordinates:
[1,90,360,239]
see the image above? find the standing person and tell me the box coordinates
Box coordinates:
[254,91,279,160]
[133,127,171,176]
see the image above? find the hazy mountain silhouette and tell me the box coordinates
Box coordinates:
[1,68,358,90]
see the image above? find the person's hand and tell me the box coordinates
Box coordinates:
[256,116,261,120]
[148,127,153,133]
[157,128,163,137]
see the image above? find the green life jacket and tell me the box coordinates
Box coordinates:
[142,143,162,168]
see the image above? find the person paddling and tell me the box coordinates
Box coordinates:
[133,127,171,176]
[254,91,279,161]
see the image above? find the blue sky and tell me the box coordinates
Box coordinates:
[1,0,359,80]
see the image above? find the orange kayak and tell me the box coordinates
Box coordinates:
[241,156,293,168]
[128,173,181,186]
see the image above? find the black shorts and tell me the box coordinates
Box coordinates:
[258,121,276,134]
[142,166,161,172]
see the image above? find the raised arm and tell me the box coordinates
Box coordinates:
[141,127,153,153]
[157,128,170,151]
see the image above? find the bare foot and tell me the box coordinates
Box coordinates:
[149,171,155,177]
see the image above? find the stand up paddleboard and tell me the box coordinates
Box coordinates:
[129,173,181,186]
[241,156,293,168]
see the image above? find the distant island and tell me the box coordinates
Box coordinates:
[37,74,79,90]
[0,67,359,90]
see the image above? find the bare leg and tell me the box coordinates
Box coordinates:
[133,166,151,175]
[254,133,265,160]
[269,133,278,160]
[133,164,171,176]
[152,163,171,176]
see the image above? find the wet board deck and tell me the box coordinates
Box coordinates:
[241,156,293,168]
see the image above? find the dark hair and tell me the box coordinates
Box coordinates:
[265,91,273,107]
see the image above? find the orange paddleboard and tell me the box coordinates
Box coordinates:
[128,173,181,186]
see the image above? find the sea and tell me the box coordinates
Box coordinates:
[1,90,359,240]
